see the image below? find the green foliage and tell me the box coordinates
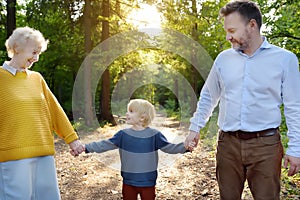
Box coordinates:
[24,0,85,114]
[111,99,128,117]
[0,1,7,62]
[279,106,289,150]
[257,0,300,59]
[279,105,300,197]
[2,0,299,196]
[160,0,231,59]
[199,109,218,151]
[281,168,300,198]
[178,101,193,122]
[72,117,99,132]
[164,98,179,119]
[0,1,27,62]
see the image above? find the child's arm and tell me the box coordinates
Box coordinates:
[85,130,123,153]
[156,132,189,154]
[85,140,118,153]
[160,142,187,154]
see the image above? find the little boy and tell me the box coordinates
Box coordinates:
[83,99,189,200]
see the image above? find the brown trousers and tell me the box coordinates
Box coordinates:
[122,183,156,200]
[216,130,283,200]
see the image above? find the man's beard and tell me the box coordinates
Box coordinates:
[231,38,249,51]
[231,32,251,52]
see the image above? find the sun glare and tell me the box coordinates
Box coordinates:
[127,4,162,29]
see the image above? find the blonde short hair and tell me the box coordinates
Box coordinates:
[5,26,49,58]
[128,99,156,127]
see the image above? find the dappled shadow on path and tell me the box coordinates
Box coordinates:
[54,115,259,199]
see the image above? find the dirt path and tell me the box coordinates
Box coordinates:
[54,115,222,199]
[54,115,296,199]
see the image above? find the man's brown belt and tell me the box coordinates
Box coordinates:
[221,128,278,140]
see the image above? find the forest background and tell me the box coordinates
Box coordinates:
[1,0,300,197]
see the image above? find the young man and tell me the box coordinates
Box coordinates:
[185,1,300,199]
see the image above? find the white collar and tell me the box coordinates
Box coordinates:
[2,62,29,76]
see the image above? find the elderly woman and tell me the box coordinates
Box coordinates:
[0,27,84,200]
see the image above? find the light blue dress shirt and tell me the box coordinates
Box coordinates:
[189,38,300,157]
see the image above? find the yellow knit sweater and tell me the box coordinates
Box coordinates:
[0,67,78,162]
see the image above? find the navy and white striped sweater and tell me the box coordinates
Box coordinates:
[85,127,187,187]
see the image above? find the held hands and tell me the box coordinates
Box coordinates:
[283,155,300,176]
[69,139,85,157]
[184,131,200,152]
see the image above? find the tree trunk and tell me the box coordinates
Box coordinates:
[100,0,116,125]
[83,0,93,126]
[6,0,16,38]
[190,0,198,114]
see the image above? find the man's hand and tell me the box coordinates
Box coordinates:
[184,131,200,152]
[69,139,85,157]
[283,155,300,176]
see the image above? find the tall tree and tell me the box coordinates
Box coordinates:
[159,0,228,113]
[0,2,7,61]
[83,0,93,126]
[100,0,116,125]
[6,0,16,38]
[25,0,85,115]
[190,0,198,113]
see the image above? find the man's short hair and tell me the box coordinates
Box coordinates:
[219,0,262,29]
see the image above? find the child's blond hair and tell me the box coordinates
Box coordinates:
[128,99,156,127]
[5,26,48,58]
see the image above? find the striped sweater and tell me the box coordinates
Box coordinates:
[0,64,78,162]
[85,127,187,187]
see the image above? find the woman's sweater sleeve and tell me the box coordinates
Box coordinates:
[41,75,78,144]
